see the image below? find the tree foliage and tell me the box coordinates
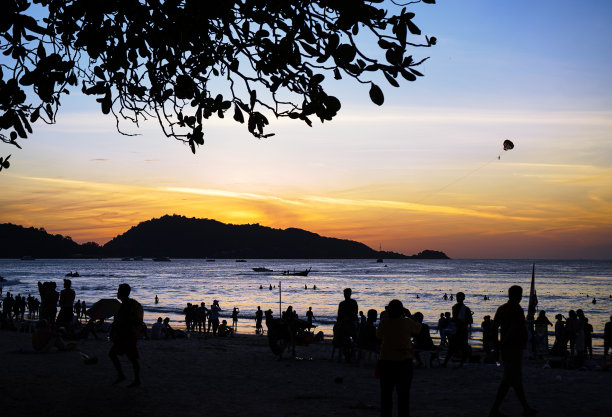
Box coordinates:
[0,0,436,168]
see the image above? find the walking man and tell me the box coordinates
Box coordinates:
[489,285,537,417]
[109,283,143,387]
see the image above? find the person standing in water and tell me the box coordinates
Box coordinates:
[231,307,240,330]
[255,306,264,334]
[208,300,221,336]
[306,307,315,331]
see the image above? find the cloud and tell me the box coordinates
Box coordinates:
[163,187,305,206]
[163,186,537,222]
[331,108,612,127]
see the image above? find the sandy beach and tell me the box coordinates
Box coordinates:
[0,329,610,417]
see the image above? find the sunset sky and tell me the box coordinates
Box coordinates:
[1,0,611,259]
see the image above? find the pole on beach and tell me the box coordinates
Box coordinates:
[279,280,282,318]
[527,263,538,357]
[527,263,537,320]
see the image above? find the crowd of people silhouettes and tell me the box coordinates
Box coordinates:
[1,276,610,416]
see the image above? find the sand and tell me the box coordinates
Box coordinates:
[0,329,610,417]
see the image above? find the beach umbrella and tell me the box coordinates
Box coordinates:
[86,298,121,320]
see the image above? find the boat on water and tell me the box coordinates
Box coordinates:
[152,256,171,262]
[206,259,216,262]
[236,259,247,262]
[282,267,311,276]
[122,256,143,261]
[65,271,80,277]
[252,267,273,272]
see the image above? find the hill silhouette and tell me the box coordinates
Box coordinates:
[1,215,449,259]
[0,223,101,258]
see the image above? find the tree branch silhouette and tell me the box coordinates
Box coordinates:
[0,0,436,171]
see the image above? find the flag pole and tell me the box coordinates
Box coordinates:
[527,263,537,320]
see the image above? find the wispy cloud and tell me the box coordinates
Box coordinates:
[332,108,612,127]
[35,107,612,137]
[163,186,538,222]
[163,187,305,206]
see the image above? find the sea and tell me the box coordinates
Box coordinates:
[1,258,610,351]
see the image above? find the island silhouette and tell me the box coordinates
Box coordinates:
[0,215,449,260]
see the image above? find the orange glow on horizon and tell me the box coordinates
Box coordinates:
[1,171,610,259]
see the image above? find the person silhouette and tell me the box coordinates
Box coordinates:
[441,292,472,367]
[306,307,315,331]
[57,279,75,327]
[109,283,143,387]
[255,306,264,334]
[377,299,421,417]
[489,285,537,417]
[38,281,59,326]
[231,307,240,330]
[604,315,612,359]
[337,288,358,323]
[482,315,498,361]
[74,299,82,320]
[208,300,221,335]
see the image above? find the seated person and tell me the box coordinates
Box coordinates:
[32,319,74,352]
[76,319,99,340]
[162,317,176,339]
[151,317,164,340]
[217,320,233,337]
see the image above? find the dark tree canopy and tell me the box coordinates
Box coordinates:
[0,0,436,170]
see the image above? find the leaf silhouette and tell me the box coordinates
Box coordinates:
[369,83,384,106]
